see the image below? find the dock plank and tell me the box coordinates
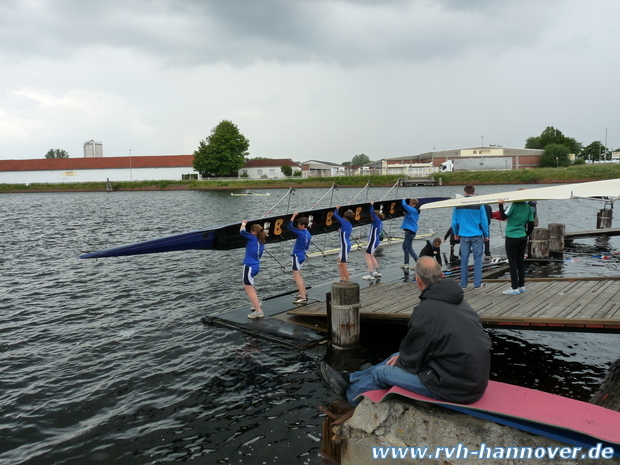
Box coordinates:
[288,277,620,331]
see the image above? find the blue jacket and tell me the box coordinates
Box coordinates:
[451,204,489,238]
[240,230,264,267]
[333,208,352,250]
[368,207,383,244]
[287,221,312,256]
[400,199,419,233]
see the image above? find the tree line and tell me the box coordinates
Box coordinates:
[526,126,618,167]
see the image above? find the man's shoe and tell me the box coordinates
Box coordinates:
[362,274,375,280]
[399,264,409,270]
[319,362,349,397]
[503,288,520,295]
[519,286,526,293]
[293,297,308,304]
[248,311,264,319]
[484,255,492,261]
[373,271,381,277]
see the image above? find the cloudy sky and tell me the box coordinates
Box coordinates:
[1,0,619,163]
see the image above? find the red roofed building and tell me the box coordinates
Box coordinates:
[0,155,197,184]
[239,158,302,179]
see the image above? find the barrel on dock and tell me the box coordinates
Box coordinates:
[328,282,360,349]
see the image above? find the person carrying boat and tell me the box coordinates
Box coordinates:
[240,222,267,318]
[400,198,420,271]
[419,237,443,267]
[363,202,384,280]
[498,196,534,295]
[451,185,489,288]
[333,206,355,282]
[287,212,312,304]
[320,257,492,406]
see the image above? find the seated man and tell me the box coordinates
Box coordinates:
[320,256,492,406]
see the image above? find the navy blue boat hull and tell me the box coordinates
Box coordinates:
[80,197,448,259]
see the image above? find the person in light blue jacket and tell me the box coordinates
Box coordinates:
[400,198,420,271]
[451,185,489,288]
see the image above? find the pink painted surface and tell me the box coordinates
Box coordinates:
[360,380,620,445]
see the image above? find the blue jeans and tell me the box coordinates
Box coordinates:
[346,353,435,405]
[459,235,484,288]
[402,230,419,265]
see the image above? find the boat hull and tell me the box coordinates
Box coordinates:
[80,197,448,259]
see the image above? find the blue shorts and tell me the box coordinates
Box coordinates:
[292,254,305,272]
[338,245,351,263]
[243,264,259,285]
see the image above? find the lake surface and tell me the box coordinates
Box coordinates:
[2,185,620,464]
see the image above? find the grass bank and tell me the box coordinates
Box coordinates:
[2,164,620,193]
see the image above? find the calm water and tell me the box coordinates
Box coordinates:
[2,185,620,464]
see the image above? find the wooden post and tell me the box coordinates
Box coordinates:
[528,228,550,259]
[548,223,565,254]
[597,208,613,229]
[329,282,360,349]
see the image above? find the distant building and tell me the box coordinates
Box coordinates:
[376,146,544,176]
[0,155,196,184]
[239,158,302,179]
[300,160,343,178]
[83,140,103,158]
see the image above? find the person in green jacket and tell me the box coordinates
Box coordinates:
[498,197,535,295]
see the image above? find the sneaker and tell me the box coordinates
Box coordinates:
[400,264,409,270]
[293,297,308,304]
[248,311,264,319]
[519,287,526,293]
[373,271,381,277]
[474,283,486,288]
[362,274,375,280]
[484,255,493,261]
[503,288,520,295]
[319,362,349,397]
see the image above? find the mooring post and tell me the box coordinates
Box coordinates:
[329,282,360,349]
[528,228,550,259]
[597,208,613,229]
[548,223,565,254]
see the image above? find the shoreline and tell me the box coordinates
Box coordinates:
[0,177,609,194]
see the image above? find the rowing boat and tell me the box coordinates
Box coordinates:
[80,197,448,259]
[231,192,271,196]
[420,178,620,210]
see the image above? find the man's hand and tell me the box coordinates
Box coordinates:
[386,354,399,366]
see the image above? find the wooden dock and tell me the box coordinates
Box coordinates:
[565,227,620,241]
[288,277,620,332]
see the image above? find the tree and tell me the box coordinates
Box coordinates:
[192,120,249,176]
[581,141,609,162]
[45,149,69,159]
[525,126,581,156]
[540,144,571,168]
[280,165,293,176]
[350,153,371,166]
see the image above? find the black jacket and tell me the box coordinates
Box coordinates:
[419,240,442,266]
[396,279,492,403]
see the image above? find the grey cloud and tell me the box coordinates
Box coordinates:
[0,0,556,68]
